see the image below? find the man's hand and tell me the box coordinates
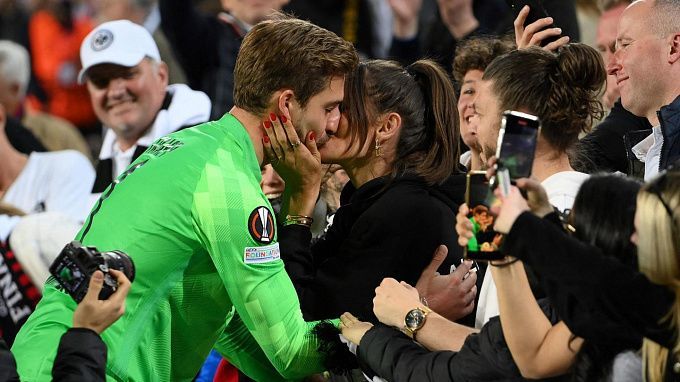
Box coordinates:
[72,270,130,334]
[339,312,373,346]
[416,245,477,321]
[388,0,423,38]
[514,5,569,51]
[373,278,422,328]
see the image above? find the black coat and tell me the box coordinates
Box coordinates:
[577,100,652,175]
[357,299,564,382]
[0,328,106,381]
[279,174,479,325]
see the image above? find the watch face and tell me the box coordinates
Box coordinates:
[405,309,425,330]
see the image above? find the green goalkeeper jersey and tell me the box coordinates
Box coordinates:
[12,114,326,381]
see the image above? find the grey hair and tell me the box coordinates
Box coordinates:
[650,0,680,36]
[0,40,30,97]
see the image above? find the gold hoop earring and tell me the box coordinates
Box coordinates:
[375,137,382,157]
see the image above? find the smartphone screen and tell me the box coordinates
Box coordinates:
[495,111,541,179]
[464,171,505,261]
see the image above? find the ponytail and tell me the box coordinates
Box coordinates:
[392,60,460,184]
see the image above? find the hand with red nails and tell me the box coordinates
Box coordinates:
[261,113,323,217]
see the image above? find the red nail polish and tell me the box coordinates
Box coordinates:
[309,131,316,141]
[263,135,270,143]
[280,115,287,123]
[264,121,272,128]
[269,113,276,121]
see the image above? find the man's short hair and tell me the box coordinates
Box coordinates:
[452,36,515,85]
[0,40,30,97]
[233,13,358,115]
[650,0,680,36]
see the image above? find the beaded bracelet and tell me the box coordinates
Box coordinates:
[282,214,314,227]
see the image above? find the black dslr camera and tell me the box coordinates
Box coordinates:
[49,241,135,303]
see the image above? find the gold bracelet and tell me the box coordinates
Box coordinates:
[282,214,314,227]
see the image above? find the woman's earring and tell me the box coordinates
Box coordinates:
[375,137,382,157]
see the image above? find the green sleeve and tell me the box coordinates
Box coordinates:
[191,153,326,380]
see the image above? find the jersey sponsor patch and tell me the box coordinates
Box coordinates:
[243,243,280,264]
[248,206,275,243]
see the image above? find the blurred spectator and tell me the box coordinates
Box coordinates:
[78,20,210,201]
[0,40,92,160]
[92,0,187,85]
[606,0,680,181]
[0,104,94,244]
[574,0,652,178]
[160,0,287,119]
[388,0,579,73]
[283,0,392,58]
[0,0,30,50]
[28,0,97,131]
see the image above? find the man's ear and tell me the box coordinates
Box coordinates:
[276,89,295,121]
[0,104,6,135]
[157,61,169,87]
[375,112,402,142]
[668,33,680,64]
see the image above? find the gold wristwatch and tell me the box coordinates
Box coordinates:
[403,306,432,339]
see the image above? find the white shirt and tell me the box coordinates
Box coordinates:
[0,151,95,241]
[474,171,589,328]
[631,125,663,181]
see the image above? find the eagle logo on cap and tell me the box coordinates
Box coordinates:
[91,29,114,51]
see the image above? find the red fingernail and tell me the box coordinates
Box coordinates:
[280,115,287,123]
[309,131,316,141]
[269,113,276,121]
[264,121,272,128]
[263,135,270,143]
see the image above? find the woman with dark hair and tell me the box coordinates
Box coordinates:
[338,174,643,381]
[264,58,479,330]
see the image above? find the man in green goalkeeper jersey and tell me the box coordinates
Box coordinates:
[11,14,358,381]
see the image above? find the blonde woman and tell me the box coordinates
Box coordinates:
[485,166,680,381]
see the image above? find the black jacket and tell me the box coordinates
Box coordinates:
[279,174,478,325]
[0,328,106,381]
[504,212,674,349]
[357,299,564,382]
[576,100,652,175]
[658,95,680,173]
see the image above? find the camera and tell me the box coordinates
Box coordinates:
[49,241,135,303]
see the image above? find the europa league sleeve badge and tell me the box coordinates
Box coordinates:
[248,206,275,244]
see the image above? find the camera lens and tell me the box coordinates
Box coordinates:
[101,251,135,282]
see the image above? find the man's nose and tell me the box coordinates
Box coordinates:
[107,78,126,97]
[606,50,622,76]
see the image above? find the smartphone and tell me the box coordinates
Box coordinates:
[495,110,541,179]
[463,171,505,261]
[506,0,560,46]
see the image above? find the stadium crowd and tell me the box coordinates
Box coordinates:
[0,0,679,381]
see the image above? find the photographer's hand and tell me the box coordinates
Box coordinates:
[73,270,130,334]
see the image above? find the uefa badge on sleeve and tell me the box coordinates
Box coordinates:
[248,206,275,244]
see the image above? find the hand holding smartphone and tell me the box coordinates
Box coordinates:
[463,171,505,261]
[506,0,561,47]
[495,110,541,180]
